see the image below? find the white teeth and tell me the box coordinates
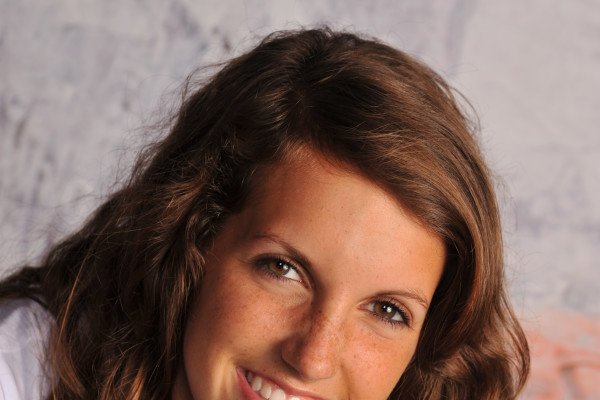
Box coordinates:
[270,388,286,400]
[251,375,262,391]
[259,383,272,399]
[248,371,298,400]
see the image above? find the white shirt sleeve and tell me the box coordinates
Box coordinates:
[0,299,52,400]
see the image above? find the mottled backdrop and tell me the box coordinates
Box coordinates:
[1,1,599,398]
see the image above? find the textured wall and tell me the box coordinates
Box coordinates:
[1,1,599,398]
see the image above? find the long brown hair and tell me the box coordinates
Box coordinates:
[0,28,528,399]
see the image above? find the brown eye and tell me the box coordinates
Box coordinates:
[260,258,302,282]
[374,302,397,319]
[267,260,290,275]
[365,301,407,326]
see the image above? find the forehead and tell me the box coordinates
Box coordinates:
[248,148,399,211]
[223,151,445,300]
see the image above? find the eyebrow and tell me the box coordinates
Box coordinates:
[251,233,312,269]
[250,233,432,311]
[380,290,431,311]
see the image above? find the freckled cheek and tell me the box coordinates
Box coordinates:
[345,330,418,396]
[196,272,301,346]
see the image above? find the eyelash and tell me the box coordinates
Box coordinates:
[255,256,305,285]
[254,256,412,328]
[367,298,412,329]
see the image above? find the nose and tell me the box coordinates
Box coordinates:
[280,306,344,381]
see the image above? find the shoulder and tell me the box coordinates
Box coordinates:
[0,298,52,400]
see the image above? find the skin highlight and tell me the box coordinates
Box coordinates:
[174,153,445,399]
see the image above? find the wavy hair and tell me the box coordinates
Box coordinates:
[0,28,529,399]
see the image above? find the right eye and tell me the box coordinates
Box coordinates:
[258,258,303,283]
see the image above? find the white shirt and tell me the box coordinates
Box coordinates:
[0,299,51,400]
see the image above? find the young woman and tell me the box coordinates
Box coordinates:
[0,28,529,399]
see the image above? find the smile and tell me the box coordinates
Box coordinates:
[244,370,301,400]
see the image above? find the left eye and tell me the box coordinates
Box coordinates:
[365,301,406,324]
[260,258,302,282]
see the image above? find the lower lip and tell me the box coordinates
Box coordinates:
[236,368,264,400]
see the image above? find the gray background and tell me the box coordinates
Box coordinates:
[1,1,599,398]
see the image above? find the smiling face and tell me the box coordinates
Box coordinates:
[172,152,446,400]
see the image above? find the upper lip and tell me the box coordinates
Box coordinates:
[243,368,330,400]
